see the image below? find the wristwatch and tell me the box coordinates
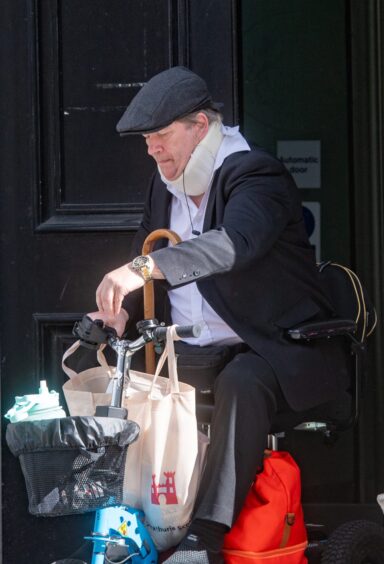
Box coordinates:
[131,255,153,282]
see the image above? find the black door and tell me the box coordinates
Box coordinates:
[1,1,239,561]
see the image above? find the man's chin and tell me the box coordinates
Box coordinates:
[159,166,178,182]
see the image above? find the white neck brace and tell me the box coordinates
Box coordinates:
[158,121,224,196]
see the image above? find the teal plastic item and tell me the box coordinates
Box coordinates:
[4,380,66,422]
[85,506,158,564]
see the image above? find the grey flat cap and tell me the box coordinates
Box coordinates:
[116,66,222,135]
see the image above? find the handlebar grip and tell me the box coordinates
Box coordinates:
[174,324,202,339]
[153,324,201,341]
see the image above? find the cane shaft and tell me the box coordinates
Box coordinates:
[142,229,181,373]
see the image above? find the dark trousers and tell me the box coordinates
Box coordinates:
[193,350,285,528]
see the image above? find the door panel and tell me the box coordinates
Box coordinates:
[1,1,238,561]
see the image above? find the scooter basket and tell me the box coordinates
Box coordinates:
[6,416,140,517]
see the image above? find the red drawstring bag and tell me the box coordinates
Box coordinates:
[222,450,308,563]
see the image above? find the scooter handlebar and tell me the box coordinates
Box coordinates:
[74,315,202,351]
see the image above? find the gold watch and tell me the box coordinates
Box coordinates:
[131,255,153,282]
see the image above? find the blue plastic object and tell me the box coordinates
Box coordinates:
[85,506,158,564]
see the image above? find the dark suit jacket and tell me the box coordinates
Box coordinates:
[125,148,349,411]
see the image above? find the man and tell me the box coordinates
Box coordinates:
[95,66,349,563]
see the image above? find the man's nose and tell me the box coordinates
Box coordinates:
[146,138,162,156]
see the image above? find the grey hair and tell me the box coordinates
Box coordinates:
[178,108,223,127]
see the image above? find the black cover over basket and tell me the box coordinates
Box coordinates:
[6,416,139,517]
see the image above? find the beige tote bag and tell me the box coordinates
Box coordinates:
[122,325,208,551]
[62,340,115,416]
[62,330,208,551]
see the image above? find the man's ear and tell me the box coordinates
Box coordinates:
[195,112,210,141]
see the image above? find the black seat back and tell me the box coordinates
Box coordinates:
[278,261,377,434]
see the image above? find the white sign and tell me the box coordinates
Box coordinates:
[302,201,321,262]
[277,140,321,188]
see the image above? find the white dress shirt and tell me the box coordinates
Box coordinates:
[165,125,251,346]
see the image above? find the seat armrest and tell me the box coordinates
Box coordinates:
[287,318,357,340]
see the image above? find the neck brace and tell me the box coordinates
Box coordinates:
[158,121,224,196]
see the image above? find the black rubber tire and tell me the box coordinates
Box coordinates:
[320,519,384,563]
[50,560,87,564]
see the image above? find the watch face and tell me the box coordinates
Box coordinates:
[133,256,149,268]
[132,255,152,281]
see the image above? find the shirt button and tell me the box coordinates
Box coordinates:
[193,270,200,276]
[182,273,187,279]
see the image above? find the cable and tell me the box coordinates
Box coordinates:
[182,172,200,236]
[105,544,140,563]
[331,262,374,343]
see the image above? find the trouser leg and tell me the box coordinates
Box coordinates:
[193,350,284,528]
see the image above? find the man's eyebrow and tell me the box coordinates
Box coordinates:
[143,128,171,138]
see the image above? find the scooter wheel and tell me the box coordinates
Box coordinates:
[320,519,384,563]
[50,560,87,564]
[52,558,87,564]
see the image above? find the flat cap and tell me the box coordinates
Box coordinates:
[116,66,222,135]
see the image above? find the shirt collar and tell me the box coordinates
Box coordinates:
[214,125,251,170]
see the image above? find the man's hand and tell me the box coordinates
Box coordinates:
[96,263,144,319]
[87,309,129,337]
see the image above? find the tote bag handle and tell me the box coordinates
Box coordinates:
[62,340,112,380]
[150,325,181,394]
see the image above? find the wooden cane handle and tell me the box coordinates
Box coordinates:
[142,229,182,253]
[142,229,182,373]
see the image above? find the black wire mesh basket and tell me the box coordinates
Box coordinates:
[6,416,139,517]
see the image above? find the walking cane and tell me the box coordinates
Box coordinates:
[142,229,181,373]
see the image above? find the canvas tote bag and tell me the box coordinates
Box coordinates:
[61,339,182,421]
[62,340,115,416]
[62,329,208,551]
[122,325,208,551]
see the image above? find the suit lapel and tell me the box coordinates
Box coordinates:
[203,171,219,232]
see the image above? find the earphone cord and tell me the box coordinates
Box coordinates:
[183,171,199,236]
